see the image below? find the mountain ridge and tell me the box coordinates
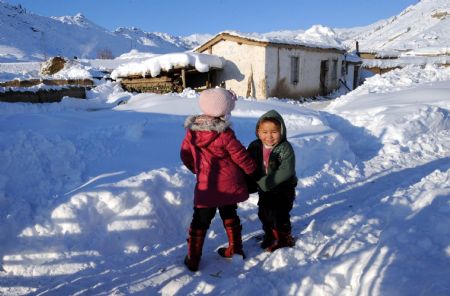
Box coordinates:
[343,0,450,53]
[0,1,208,62]
[1,0,449,62]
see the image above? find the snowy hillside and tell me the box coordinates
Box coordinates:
[341,0,450,53]
[0,1,205,62]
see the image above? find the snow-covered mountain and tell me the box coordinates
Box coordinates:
[232,0,449,56]
[0,1,208,62]
[1,0,449,62]
[339,0,450,54]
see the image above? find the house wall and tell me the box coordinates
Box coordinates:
[265,47,343,98]
[199,38,344,99]
[203,40,267,98]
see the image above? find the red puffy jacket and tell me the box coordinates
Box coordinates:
[180,115,256,207]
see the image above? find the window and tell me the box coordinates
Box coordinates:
[290,56,299,85]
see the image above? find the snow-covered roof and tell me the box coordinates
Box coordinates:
[110,52,224,79]
[362,55,450,69]
[195,26,346,52]
[344,52,362,63]
[403,47,450,57]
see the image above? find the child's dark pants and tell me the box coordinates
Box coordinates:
[257,186,295,233]
[190,204,239,230]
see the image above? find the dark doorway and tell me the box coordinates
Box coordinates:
[353,66,360,89]
[320,60,329,95]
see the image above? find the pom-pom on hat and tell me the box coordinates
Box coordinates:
[198,88,237,119]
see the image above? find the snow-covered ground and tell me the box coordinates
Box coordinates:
[0,51,225,87]
[0,63,449,295]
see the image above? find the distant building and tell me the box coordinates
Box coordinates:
[342,52,363,90]
[195,32,351,99]
[358,48,450,75]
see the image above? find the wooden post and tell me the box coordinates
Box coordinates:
[207,71,211,89]
[181,69,186,89]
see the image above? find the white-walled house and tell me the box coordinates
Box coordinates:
[195,32,347,99]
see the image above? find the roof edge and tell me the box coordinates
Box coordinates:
[195,32,345,53]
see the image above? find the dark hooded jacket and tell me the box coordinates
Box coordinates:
[247,110,297,192]
[180,115,256,207]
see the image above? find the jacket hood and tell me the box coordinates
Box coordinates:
[184,115,231,147]
[255,109,287,141]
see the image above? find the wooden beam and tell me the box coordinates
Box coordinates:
[181,69,186,89]
[121,76,172,84]
[0,79,94,87]
[0,87,86,103]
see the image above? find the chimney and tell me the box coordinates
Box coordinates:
[355,41,360,57]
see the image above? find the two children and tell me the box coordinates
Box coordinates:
[180,88,256,271]
[180,88,297,271]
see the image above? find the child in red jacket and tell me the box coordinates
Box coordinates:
[180,88,256,272]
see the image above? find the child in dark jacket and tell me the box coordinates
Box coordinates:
[247,109,297,252]
[180,88,256,271]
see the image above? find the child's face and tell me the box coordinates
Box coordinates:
[258,121,281,147]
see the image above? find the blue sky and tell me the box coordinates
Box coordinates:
[7,0,419,36]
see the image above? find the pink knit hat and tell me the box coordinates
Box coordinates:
[198,88,237,119]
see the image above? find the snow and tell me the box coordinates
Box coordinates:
[344,0,450,53]
[0,61,41,82]
[0,62,449,295]
[294,25,344,50]
[196,27,346,51]
[0,2,194,62]
[0,59,97,94]
[1,0,450,294]
[362,55,450,69]
[347,64,450,95]
[0,59,95,83]
[1,0,449,64]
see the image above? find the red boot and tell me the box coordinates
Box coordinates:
[184,228,206,272]
[217,219,246,259]
[265,229,295,252]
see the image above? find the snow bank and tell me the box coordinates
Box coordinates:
[327,65,450,172]
[346,64,450,95]
[0,64,449,295]
[0,59,93,87]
